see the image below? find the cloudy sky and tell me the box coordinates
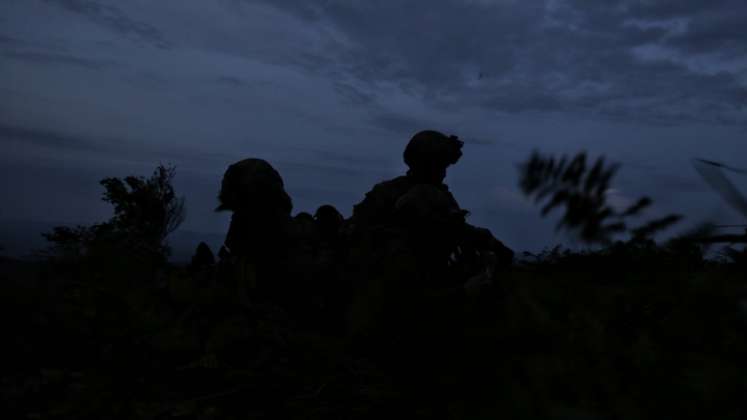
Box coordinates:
[1,0,746,253]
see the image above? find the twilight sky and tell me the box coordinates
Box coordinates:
[1,0,746,253]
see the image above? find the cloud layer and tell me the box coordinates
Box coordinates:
[2,0,746,251]
[257,0,747,125]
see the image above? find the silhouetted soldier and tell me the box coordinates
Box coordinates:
[283,204,348,333]
[216,160,349,332]
[345,130,513,347]
[352,130,512,274]
[311,204,347,334]
[284,210,322,322]
[343,130,515,409]
[216,158,293,306]
[187,241,216,290]
[350,129,512,263]
[314,204,344,243]
[189,241,215,271]
[347,130,464,230]
[291,211,316,230]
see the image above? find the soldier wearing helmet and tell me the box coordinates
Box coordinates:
[216,158,294,305]
[216,159,350,331]
[345,129,513,344]
[348,130,464,230]
[216,158,292,253]
[403,130,464,184]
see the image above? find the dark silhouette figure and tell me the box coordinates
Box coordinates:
[349,130,512,264]
[312,204,347,334]
[314,204,344,242]
[350,129,512,273]
[215,161,344,329]
[189,241,215,271]
[347,130,464,229]
[216,158,294,306]
[340,130,516,410]
[217,158,292,256]
[217,244,230,261]
[214,136,516,338]
[345,130,513,350]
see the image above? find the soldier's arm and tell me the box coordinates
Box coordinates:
[463,223,514,266]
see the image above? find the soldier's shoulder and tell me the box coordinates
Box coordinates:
[368,176,413,196]
[351,176,413,224]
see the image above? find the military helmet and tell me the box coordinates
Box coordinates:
[216,158,292,215]
[314,204,343,224]
[315,204,344,235]
[403,130,464,170]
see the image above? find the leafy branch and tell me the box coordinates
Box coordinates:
[43,164,186,264]
[518,151,682,244]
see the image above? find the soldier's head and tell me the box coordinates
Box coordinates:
[294,211,315,223]
[403,130,464,184]
[315,204,344,236]
[216,158,292,219]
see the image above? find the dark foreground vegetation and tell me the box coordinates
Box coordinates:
[3,145,747,419]
[3,244,746,419]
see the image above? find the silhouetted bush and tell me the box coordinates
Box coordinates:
[519,150,682,244]
[43,164,185,267]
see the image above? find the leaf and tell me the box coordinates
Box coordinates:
[621,197,652,217]
[541,190,569,216]
[584,157,604,194]
[517,150,679,244]
[631,214,683,240]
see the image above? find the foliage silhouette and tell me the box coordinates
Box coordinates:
[100,164,185,246]
[43,164,185,265]
[519,150,682,244]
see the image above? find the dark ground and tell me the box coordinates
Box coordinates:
[2,246,746,419]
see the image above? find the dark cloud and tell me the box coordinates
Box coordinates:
[2,51,114,70]
[3,0,746,253]
[667,12,747,55]
[371,113,437,135]
[0,123,101,152]
[0,122,218,168]
[0,34,20,45]
[611,0,747,68]
[624,0,746,21]
[299,147,389,170]
[460,136,497,146]
[333,82,374,106]
[254,0,747,126]
[369,113,495,145]
[279,160,368,178]
[42,0,169,48]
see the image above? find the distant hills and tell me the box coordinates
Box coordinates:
[0,219,224,263]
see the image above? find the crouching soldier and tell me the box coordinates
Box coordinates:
[344,129,514,348]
